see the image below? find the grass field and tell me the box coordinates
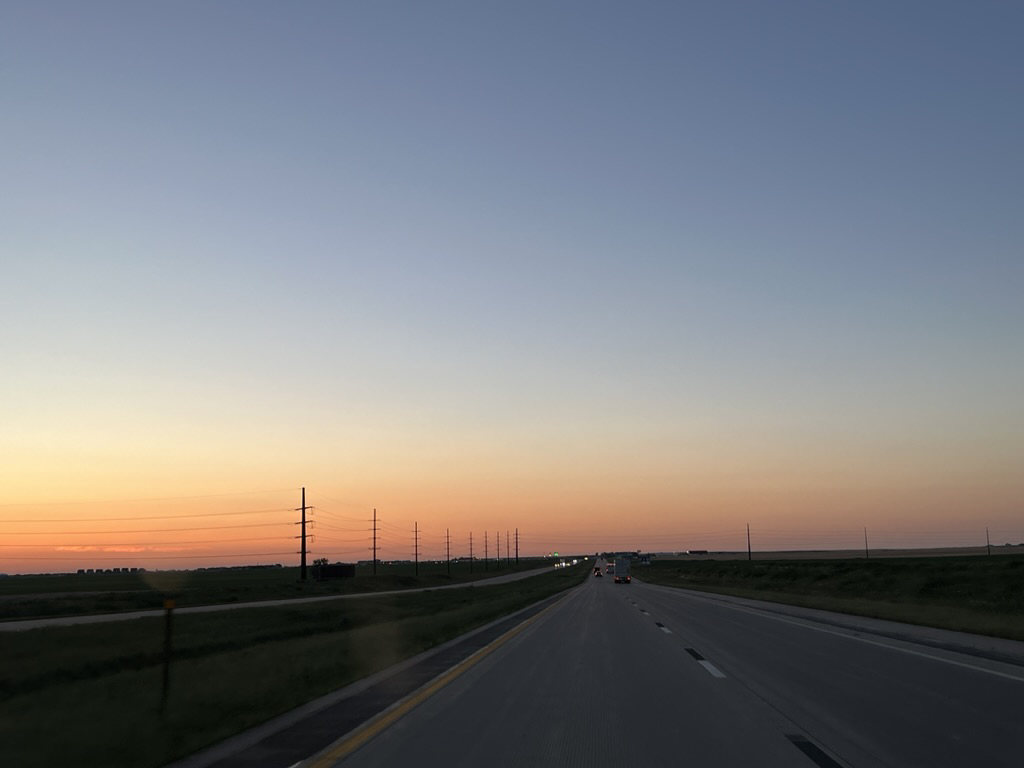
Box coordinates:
[654,544,1024,560]
[0,563,588,768]
[638,553,1024,640]
[0,558,558,621]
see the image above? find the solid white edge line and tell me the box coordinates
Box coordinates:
[652,586,1024,684]
[698,660,727,678]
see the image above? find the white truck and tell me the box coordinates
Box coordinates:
[613,556,631,584]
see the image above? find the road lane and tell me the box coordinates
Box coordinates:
[630,579,1024,767]
[167,589,573,768]
[165,561,1024,767]
[314,568,824,767]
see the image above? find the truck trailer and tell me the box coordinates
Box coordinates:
[613,556,631,583]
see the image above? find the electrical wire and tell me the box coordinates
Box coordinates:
[0,489,298,507]
[0,508,295,524]
[308,493,372,510]
[4,551,297,561]
[1,536,290,547]
[3,522,293,535]
[314,536,370,545]
[313,522,370,533]
[310,507,370,524]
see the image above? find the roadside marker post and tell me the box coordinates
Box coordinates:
[160,598,175,712]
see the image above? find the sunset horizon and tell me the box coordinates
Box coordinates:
[4,2,1021,575]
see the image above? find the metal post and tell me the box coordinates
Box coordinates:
[160,599,174,711]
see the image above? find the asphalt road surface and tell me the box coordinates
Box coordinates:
[303,560,1024,768]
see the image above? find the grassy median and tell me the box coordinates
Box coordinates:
[638,554,1024,640]
[0,564,587,768]
[0,559,554,620]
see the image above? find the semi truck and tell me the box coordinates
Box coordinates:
[613,556,631,583]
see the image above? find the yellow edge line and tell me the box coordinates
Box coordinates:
[304,596,566,767]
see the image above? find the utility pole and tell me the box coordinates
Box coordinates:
[414,521,419,577]
[469,532,474,574]
[496,530,500,568]
[515,528,519,565]
[299,487,308,581]
[864,527,869,559]
[506,530,510,567]
[372,508,378,577]
[446,528,451,575]
[746,523,751,561]
[987,527,992,556]
[484,531,489,571]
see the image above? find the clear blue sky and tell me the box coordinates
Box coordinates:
[2,1,1022,557]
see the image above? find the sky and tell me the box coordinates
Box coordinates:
[2,1,1022,572]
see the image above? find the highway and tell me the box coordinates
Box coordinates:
[302,560,1024,768]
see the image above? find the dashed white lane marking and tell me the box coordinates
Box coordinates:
[689,597,1024,684]
[660,626,672,634]
[698,660,727,678]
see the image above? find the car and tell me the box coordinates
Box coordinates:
[594,569,603,577]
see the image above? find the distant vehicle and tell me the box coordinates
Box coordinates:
[613,557,631,584]
[594,568,603,577]
[605,563,614,573]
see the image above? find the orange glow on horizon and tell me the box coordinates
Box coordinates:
[1,468,1022,574]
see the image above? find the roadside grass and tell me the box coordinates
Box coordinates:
[638,555,1024,640]
[0,565,587,768]
[0,559,553,620]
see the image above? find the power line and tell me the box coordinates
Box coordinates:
[313,536,370,544]
[3,522,293,535]
[0,508,294,524]
[310,507,370,524]
[0,489,298,507]
[307,493,373,511]
[313,525,366,536]
[4,551,297,561]
[3,536,290,547]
